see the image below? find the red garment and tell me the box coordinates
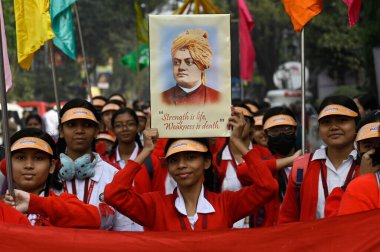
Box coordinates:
[338,174,379,215]
[0,201,30,225]
[28,191,100,228]
[104,149,278,231]
[209,138,226,156]
[161,84,221,105]
[279,159,360,223]
[105,153,154,193]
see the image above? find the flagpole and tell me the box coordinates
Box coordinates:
[301,28,306,154]
[0,20,14,198]
[73,3,92,102]
[136,41,142,100]
[48,41,61,115]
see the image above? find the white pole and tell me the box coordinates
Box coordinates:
[301,29,306,154]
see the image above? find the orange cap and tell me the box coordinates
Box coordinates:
[101,103,121,113]
[318,104,358,120]
[356,122,380,142]
[93,99,106,107]
[96,132,116,143]
[234,106,252,117]
[109,96,125,103]
[61,107,98,124]
[11,137,53,155]
[165,139,208,159]
[254,115,264,126]
[263,114,297,130]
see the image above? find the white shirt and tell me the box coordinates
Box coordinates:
[115,143,139,168]
[312,147,357,219]
[220,143,252,228]
[175,186,215,230]
[221,142,253,192]
[165,174,177,195]
[57,153,143,231]
[43,109,59,137]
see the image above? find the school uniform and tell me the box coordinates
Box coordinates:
[338,173,380,215]
[0,200,30,225]
[106,143,152,193]
[58,153,143,231]
[104,149,278,231]
[27,191,100,228]
[279,147,359,223]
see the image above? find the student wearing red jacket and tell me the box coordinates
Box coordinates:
[104,110,278,231]
[105,108,154,194]
[2,128,100,228]
[280,96,361,223]
[338,111,380,215]
[252,107,301,227]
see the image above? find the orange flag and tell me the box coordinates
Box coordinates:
[282,0,322,32]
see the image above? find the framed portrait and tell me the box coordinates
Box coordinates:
[149,14,231,138]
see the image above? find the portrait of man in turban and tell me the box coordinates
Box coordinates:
[161,29,221,106]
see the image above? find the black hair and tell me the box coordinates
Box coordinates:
[355,93,378,111]
[25,114,43,126]
[109,108,143,158]
[164,138,220,193]
[318,95,361,125]
[262,106,297,126]
[108,93,127,106]
[57,99,100,155]
[357,110,380,132]
[10,128,62,196]
[253,108,268,118]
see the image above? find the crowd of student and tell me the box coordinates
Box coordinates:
[0,92,379,232]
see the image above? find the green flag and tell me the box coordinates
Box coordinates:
[50,0,76,60]
[135,0,148,44]
[121,44,149,72]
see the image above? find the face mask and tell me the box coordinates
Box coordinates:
[59,153,97,180]
[268,133,296,156]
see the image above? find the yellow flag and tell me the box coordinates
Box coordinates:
[14,0,55,70]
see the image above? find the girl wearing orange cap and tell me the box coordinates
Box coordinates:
[252,107,301,227]
[338,111,380,215]
[56,99,140,231]
[101,100,123,131]
[104,110,278,231]
[280,95,361,223]
[213,103,256,228]
[3,128,100,228]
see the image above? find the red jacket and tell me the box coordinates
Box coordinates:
[104,149,278,231]
[28,191,101,228]
[161,84,221,105]
[0,201,30,225]
[338,173,380,215]
[279,159,360,223]
[105,153,154,193]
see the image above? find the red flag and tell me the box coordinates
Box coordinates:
[282,0,322,32]
[343,0,362,27]
[238,0,255,81]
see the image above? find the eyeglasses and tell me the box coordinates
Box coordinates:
[113,121,137,129]
[266,125,295,137]
[173,58,195,67]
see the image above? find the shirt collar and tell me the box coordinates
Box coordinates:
[115,143,139,162]
[177,80,202,93]
[312,146,358,161]
[175,186,215,216]
[90,153,102,182]
[221,142,253,161]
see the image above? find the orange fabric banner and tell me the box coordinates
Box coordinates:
[1,209,380,251]
[282,0,322,32]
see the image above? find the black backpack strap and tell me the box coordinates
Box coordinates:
[144,155,154,180]
[295,169,304,210]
